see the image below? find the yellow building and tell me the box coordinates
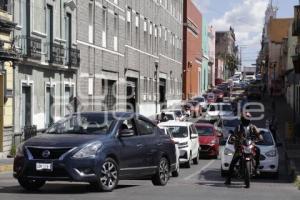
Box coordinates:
[0,0,17,157]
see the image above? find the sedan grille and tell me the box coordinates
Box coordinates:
[260,154,266,161]
[200,145,211,151]
[27,147,72,160]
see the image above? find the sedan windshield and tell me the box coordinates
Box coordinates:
[256,131,274,146]
[166,126,188,138]
[223,119,240,127]
[47,114,114,135]
[196,126,214,136]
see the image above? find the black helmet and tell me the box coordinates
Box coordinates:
[241,112,251,127]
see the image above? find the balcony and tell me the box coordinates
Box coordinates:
[0,39,17,61]
[15,36,42,60]
[45,43,80,67]
[292,5,300,36]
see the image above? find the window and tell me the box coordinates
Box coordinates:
[136,118,155,135]
[88,77,94,96]
[88,2,94,43]
[149,78,153,100]
[126,8,132,42]
[144,78,148,97]
[135,14,140,48]
[119,119,136,135]
[64,85,74,116]
[102,9,107,47]
[102,80,116,111]
[144,19,148,51]
[45,85,55,127]
[114,14,118,51]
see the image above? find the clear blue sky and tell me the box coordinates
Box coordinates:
[194,0,298,67]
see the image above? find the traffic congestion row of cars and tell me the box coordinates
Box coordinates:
[13,75,279,192]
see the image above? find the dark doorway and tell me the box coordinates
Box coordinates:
[102,79,117,111]
[126,78,138,113]
[45,86,54,127]
[21,86,32,127]
[159,78,166,110]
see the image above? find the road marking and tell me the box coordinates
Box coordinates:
[184,160,215,180]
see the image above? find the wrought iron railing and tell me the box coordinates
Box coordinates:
[14,35,42,60]
[66,47,80,67]
[0,39,17,60]
[44,42,65,65]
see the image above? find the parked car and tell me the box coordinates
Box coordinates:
[163,109,187,121]
[220,128,281,178]
[13,112,177,191]
[192,96,208,111]
[206,103,234,118]
[247,86,262,100]
[185,100,202,118]
[213,89,225,102]
[158,127,180,177]
[206,93,216,104]
[194,123,222,158]
[158,121,200,168]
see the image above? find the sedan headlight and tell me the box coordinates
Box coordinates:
[16,143,25,157]
[72,142,102,159]
[224,148,234,156]
[209,139,217,145]
[179,142,188,149]
[265,150,277,157]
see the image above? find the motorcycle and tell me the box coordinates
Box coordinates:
[234,138,257,188]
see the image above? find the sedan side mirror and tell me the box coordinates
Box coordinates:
[119,129,135,138]
[220,139,227,146]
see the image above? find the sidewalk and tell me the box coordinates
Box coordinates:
[0,158,13,173]
[262,95,300,189]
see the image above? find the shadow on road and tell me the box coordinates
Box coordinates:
[0,183,138,194]
[196,167,292,189]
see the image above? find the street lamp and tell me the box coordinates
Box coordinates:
[155,61,159,114]
[188,61,192,99]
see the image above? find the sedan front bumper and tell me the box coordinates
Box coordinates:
[13,155,104,182]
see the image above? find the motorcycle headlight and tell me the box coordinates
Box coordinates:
[224,148,234,156]
[265,150,277,157]
[16,143,25,157]
[72,142,102,159]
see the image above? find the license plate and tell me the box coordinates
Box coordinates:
[36,163,53,171]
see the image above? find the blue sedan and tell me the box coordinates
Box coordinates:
[13,112,177,192]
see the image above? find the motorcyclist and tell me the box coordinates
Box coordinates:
[225,112,263,186]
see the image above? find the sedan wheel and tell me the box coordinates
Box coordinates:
[91,158,119,192]
[152,157,170,186]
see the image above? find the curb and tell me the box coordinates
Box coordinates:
[0,164,13,173]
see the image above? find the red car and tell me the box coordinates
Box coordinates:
[195,123,222,158]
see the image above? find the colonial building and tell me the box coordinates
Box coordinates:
[201,18,209,93]
[13,0,80,133]
[216,27,238,80]
[0,0,17,157]
[208,25,216,88]
[77,0,183,116]
[182,0,202,99]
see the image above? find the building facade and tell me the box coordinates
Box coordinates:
[12,0,80,134]
[208,25,215,88]
[0,0,17,157]
[201,18,209,93]
[182,0,202,99]
[216,27,237,80]
[77,0,183,117]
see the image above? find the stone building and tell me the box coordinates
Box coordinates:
[182,0,202,99]
[12,0,80,134]
[0,0,18,157]
[77,0,183,116]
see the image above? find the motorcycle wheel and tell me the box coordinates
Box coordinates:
[244,161,251,188]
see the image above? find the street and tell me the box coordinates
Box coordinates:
[0,145,298,200]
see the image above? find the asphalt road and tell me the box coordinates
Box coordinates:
[0,152,298,200]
